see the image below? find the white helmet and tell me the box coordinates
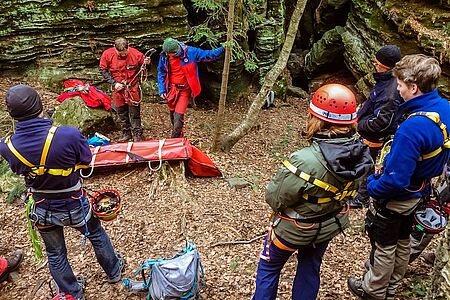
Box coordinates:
[414,204,448,234]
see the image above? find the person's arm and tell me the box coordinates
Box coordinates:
[157,56,168,97]
[367,126,421,199]
[74,131,92,166]
[193,46,225,62]
[358,91,402,135]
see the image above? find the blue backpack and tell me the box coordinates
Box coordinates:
[123,242,204,300]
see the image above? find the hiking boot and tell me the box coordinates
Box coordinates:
[0,249,23,283]
[108,252,125,283]
[133,132,144,142]
[118,130,132,142]
[385,292,395,300]
[421,251,436,265]
[76,276,86,300]
[348,277,379,300]
[364,260,371,271]
[349,197,363,209]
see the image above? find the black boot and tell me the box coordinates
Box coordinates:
[133,129,144,142]
[171,112,185,138]
[347,277,379,300]
[0,249,23,283]
[118,130,132,142]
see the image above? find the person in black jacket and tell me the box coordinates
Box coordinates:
[349,45,403,209]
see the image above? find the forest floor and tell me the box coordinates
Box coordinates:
[0,78,437,300]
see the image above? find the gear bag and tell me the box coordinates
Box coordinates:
[123,242,204,300]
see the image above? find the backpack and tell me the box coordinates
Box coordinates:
[123,242,204,300]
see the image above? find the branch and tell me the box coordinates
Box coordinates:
[210,234,266,247]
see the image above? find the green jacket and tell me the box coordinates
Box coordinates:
[266,133,372,245]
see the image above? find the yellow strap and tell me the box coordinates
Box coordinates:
[37,126,58,175]
[5,136,34,167]
[283,160,356,202]
[409,112,449,160]
[283,160,339,193]
[5,126,86,177]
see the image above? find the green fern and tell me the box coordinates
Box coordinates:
[0,158,25,203]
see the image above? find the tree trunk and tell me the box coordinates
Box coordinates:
[426,227,450,300]
[220,0,308,152]
[211,0,237,152]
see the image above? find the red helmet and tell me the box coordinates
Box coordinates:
[309,84,357,124]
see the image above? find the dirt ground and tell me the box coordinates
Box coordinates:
[0,78,437,299]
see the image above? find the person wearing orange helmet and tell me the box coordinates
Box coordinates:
[252,84,372,300]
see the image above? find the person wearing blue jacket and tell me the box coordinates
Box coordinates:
[350,45,403,209]
[157,38,224,137]
[348,55,450,300]
[0,85,123,300]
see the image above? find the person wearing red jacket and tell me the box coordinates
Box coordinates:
[157,38,224,138]
[100,37,149,142]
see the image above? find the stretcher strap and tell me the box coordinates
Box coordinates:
[148,139,165,172]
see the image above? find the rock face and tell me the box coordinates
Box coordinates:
[0,0,189,83]
[293,0,450,99]
[52,96,116,135]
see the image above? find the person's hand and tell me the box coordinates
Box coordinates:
[144,57,150,65]
[114,82,125,91]
[160,93,167,99]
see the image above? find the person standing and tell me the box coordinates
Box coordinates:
[348,54,450,300]
[157,38,224,138]
[0,85,124,300]
[100,37,149,142]
[0,249,23,283]
[350,45,403,209]
[252,84,372,300]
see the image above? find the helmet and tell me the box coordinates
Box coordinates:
[414,201,448,233]
[90,190,121,221]
[309,84,357,124]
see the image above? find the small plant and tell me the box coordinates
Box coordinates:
[401,275,428,298]
[230,257,239,271]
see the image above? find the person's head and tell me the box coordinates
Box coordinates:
[373,45,401,73]
[393,54,441,101]
[306,83,357,140]
[6,85,43,121]
[162,38,180,56]
[114,37,129,57]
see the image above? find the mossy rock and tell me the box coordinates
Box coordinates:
[52,96,117,136]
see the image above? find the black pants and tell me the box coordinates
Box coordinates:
[116,104,142,135]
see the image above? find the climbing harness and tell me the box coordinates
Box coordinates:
[4,126,89,177]
[408,112,450,161]
[282,160,357,203]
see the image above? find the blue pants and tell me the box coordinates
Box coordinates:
[33,197,120,298]
[253,235,329,300]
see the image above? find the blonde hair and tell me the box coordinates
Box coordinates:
[305,115,356,140]
[393,54,441,93]
[114,37,128,51]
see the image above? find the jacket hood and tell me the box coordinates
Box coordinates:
[315,135,373,181]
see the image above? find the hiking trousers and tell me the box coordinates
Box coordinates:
[363,209,414,299]
[253,234,329,300]
[116,104,142,136]
[34,197,121,298]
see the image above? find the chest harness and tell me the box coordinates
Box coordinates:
[376,112,450,178]
[4,126,91,260]
[260,160,354,260]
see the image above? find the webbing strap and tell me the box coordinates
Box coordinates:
[283,160,355,203]
[5,135,34,167]
[4,126,88,177]
[408,112,450,161]
[283,160,339,193]
[38,126,57,175]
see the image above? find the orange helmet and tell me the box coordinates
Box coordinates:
[309,84,357,124]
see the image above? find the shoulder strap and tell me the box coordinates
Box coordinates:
[37,126,58,175]
[282,160,356,203]
[408,112,450,160]
[5,135,35,168]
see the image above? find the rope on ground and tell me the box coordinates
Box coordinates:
[210,234,266,247]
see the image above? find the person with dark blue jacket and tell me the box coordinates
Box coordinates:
[348,55,450,300]
[0,85,123,300]
[350,45,403,209]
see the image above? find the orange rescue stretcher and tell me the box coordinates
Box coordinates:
[80,138,222,178]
